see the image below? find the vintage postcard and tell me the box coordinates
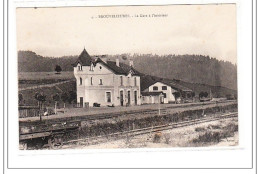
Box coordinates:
[16,4,238,150]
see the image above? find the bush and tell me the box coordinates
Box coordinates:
[225,123,238,132]
[153,132,162,143]
[193,131,221,143]
[195,127,205,132]
[207,124,221,130]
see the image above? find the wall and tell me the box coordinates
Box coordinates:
[74,63,141,107]
[148,82,176,103]
[113,72,141,106]
[141,95,161,104]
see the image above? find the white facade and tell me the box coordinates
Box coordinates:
[74,61,141,107]
[146,82,177,103]
[141,94,164,104]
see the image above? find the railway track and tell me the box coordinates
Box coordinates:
[20,101,237,126]
[62,112,238,147]
[19,102,237,149]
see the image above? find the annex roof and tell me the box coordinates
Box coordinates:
[140,75,192,92]
[161,80,193,92]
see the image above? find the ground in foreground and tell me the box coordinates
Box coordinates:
[62,117,238,149]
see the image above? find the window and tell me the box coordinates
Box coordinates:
[91,77,93,85]
[99,79,103,85]
[106,92,111,103]
[90,64,94,71]
[162,86,167,90]
[120,76,123,86]
[78,65,82,71]
[79,77,82,85]
[99,66,102,69]
[153,86,158,90]
[134,77,137,86]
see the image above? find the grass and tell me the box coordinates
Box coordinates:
[164,133,171,144]
[192,122,238,145]
[19,71,74,80]
[19,79,70,89]
[207,124,221,129]
[193,131,221,143]
[195,127,206,132]
[19,80,76,107]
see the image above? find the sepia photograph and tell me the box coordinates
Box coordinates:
[16,4,238,150]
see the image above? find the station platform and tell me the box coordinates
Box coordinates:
[19,101,237,123]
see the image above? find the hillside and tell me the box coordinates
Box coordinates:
[140,74,237,98]
[108,54,237,90]
[18,51,237,90]
[18,51,77,72]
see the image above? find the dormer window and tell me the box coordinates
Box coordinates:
[90,63,94,71]
[78,65,82,71]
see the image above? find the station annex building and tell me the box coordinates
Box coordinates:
[73,49,193,107]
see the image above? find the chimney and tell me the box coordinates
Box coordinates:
[94,56,99,61]
[116,58,120,67]
[129,60,134,67]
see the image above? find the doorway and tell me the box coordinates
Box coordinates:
[128,91,131,105]
[80,97,83,107]
[120,91,124,106]
[134,91,137,105]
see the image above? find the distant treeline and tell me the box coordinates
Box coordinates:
[18,51,237,90]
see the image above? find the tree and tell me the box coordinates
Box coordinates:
[226,94,233,100]
[199,92,205,99]
[68,91,77,104]
[18,93,23,105]
[191,92,195,97]
[55,65,62,74]
[122,55,127,60]
[173,92,181,104]
[174,92,181,98]
[52,93,60,114]
[34,92,46,121]
[199,92,209,99]
[187,93,192,98]
[204,92,208,98]
[234,93,237,100]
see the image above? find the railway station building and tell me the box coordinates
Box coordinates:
[73,48,141,107]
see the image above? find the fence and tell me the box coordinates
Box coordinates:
[19,106,40,118]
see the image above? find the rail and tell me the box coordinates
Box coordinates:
[63,112,238,146]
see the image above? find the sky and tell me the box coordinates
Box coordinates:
[16,4,237,64]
